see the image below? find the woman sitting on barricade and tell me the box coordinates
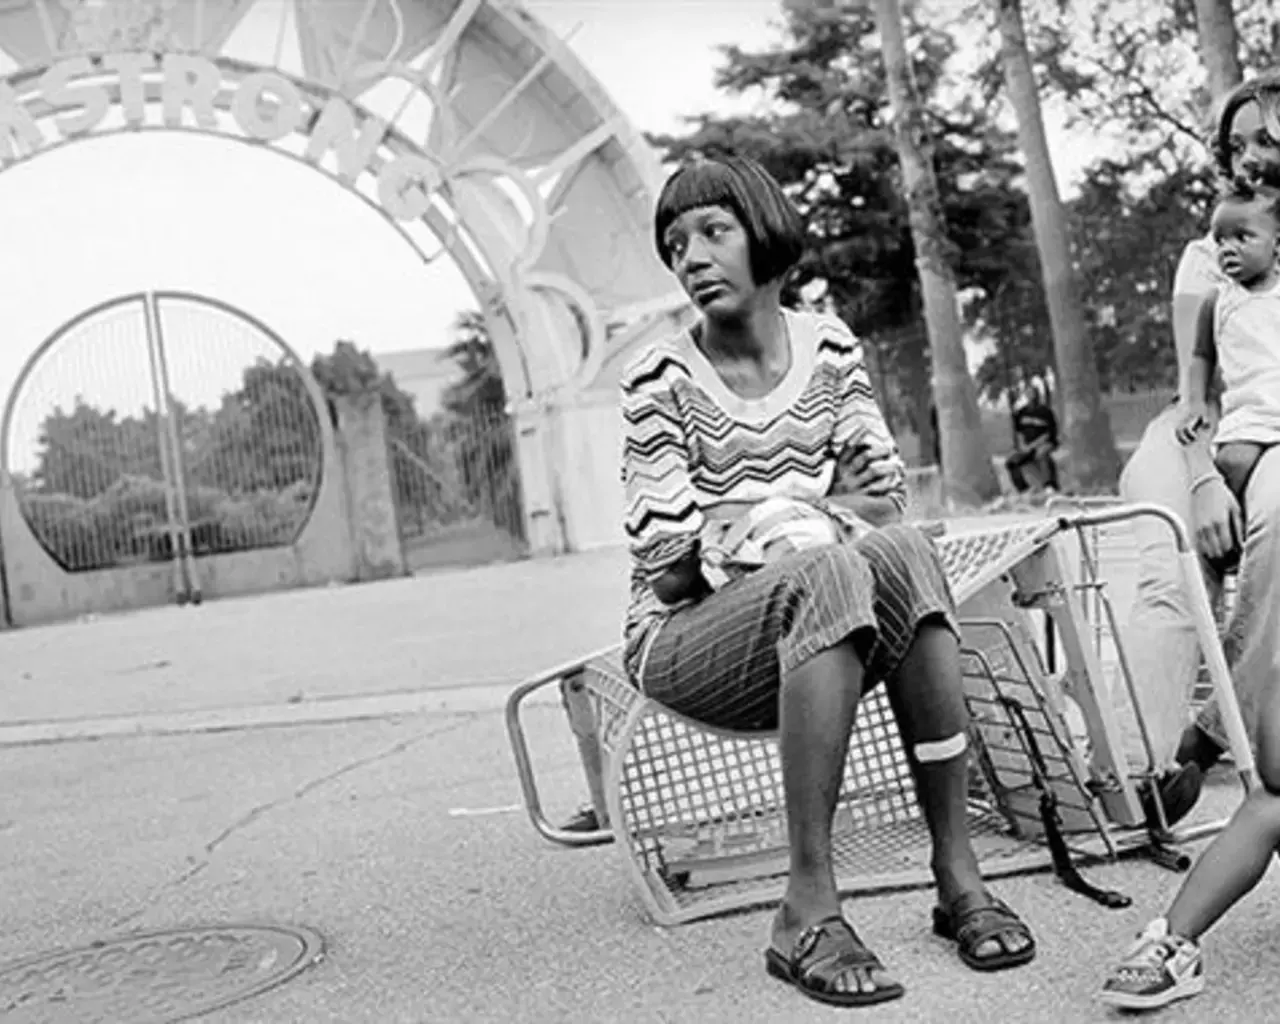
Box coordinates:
[617,152,1035,1008]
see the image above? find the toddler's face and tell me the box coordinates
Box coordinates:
[1213,199,1280,284]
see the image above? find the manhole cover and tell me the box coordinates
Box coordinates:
[0,924,324,1023]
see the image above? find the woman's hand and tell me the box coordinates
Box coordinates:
[834,441,903,497]
[1175,400,1211,445]
[1191,474,1243,563]
[651,547,711,605]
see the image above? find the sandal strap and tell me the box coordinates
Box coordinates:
[789,916,884,989]
[952,897,1030,946]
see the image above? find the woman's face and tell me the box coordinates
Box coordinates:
[662,204,757,320]
[1228,100,1280,185]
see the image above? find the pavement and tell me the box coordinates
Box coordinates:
[3,517,1277,1023]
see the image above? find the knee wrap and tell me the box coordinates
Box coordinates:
[913,732,968,764]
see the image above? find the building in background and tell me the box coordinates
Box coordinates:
[374,348,461,419]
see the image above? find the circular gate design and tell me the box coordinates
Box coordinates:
[0,1,692,555]
[0,924,325,1023]
[3,292,326,573]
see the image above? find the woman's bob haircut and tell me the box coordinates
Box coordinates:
[653,152,806,286]
[1214,71,1280,182]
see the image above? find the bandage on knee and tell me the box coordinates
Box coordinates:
[913,732,968,763]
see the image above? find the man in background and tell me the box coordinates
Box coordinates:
[1005,383,1060,493]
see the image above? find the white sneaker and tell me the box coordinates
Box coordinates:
[1099,918,1205,1010]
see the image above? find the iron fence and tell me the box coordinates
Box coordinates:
[3,293,324,574]
[389,404,526,559]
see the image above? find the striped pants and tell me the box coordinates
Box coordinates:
[634,524,960,733]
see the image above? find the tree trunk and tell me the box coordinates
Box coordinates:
[874,0,1000,506]
[993,0,1121,491]
[1193,0,1243,105]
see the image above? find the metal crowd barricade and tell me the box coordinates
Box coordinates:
[505,507,1254,927]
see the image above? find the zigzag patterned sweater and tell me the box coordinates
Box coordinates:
[620,309,907,665]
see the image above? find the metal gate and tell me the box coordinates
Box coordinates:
[0,291,329,624]
[387,404,528,572]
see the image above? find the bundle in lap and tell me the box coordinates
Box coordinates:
[700,496,871,590]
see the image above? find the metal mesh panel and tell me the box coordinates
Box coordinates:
[960,623,1111,843]
[582,632,1033,917]
[935,522,1054,603]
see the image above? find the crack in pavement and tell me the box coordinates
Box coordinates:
[112,715,477,928]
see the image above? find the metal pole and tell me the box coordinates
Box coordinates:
[142,293,190,606]
[148,294,203,606]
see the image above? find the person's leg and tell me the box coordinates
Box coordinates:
[856,526,1034,968]
[1117,406,1223,788]
[1100,680,1280,1010]
[1214,441,1265,507]
[559,675,609,832]
[1193,443,1280,768]
[1040,448,1061,490]
[1005,449,1032,493]
[1167,677,1280,940]
[639,547,899,1002]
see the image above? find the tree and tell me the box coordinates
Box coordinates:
[310,339,420,437]
[185,360,321,494]
[441,310,507,415]
[438,311,522,535]
[1194,0,1243,103]
[993,0,1121,490]
[875,0,1000,504]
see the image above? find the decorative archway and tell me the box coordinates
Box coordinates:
[0,0,692,553]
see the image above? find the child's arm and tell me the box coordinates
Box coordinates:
[1175,290,1218,445]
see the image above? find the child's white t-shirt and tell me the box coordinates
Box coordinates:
[1214,277,1280,446]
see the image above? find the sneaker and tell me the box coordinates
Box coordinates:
[1099,918,1205,1010]
[561,806,602,833]
[1138,763,1204,830]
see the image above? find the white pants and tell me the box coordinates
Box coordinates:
[1118,404,1280,768]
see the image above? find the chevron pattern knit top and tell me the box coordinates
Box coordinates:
[620,308,907,665]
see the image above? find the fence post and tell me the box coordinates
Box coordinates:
[333,392,407,581]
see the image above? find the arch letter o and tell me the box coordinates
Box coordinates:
[377,155,443,221]
[232,72,304,142]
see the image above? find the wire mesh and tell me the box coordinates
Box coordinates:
[152,294,323,557]
[960,624,1112,844]
[5,296,174,572]
[584,640,1020,914]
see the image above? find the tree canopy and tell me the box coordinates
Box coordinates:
[646,0,1271,441]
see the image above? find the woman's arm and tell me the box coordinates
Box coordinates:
[828,444,905,525]
[620,355,707,606]
[825,317,908,522]
[1176,291,1219,443]
[1168,247,1241,558]
[1171,237,1221,401]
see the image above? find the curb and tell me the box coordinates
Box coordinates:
[0,680,561,748]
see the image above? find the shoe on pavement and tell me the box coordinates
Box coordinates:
[1099,918,1204,1011]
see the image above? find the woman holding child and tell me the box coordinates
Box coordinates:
[618,152,1035,1009]
[1101,72,1280,1010]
